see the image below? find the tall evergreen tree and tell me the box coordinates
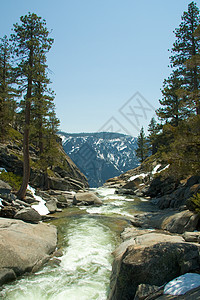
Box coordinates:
[156,70,192,126]
[11,13,53,199]
[170,1,200,114]
[0,36,17,138]
[136,127,149,163]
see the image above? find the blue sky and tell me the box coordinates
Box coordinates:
[0,0,196,136]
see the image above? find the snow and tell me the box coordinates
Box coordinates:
[157,164,170,173]
[59,134,67,144]
[152,164,161,175]
[27,185,49,216]
[164,273,200,296]
[0,198,3,207]
[128,173,148,182]
[0,168,6,174]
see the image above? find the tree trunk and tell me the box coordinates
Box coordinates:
[17,99,31,200]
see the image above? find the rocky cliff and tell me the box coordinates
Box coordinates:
[0,130,88,192]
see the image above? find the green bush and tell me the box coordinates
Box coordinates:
[0,171,22,191]
[187,192,200,214]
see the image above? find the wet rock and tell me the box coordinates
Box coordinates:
[14,207,42,223]
[0,268,16,286]
[73,192,103,206]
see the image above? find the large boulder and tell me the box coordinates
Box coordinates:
[130,210,200,234]
[108,230,200,300]
[73,192,103,206]
[0,217,57,285]
[14,207,42,223]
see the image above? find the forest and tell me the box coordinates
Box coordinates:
[136,1,200,181]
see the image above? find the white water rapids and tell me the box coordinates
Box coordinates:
[0,187,157,300]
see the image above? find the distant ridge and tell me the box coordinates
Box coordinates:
[58,131,139,187]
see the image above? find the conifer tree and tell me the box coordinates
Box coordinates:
[11,13,53,199]
[147,117,159,155]
[156,70,192,126]
[136,127,149,163]
[170,1,200,114]
[0,36,17,138]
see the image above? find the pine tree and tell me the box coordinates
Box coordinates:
[11,13,53,199]
[136,127,149,163]
[170,1,200,114]
[0,36,17,139]
[156,70,192,126]
[147,117,159,155]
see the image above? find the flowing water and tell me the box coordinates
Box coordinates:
[0,187,157,300]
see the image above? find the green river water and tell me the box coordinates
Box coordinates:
[0,187,157,300]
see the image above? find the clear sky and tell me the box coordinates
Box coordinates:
[0,0,196,136]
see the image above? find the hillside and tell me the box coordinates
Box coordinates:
[0,128,88,192]
[58,131,139,187]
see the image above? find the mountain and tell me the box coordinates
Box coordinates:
[58,132,139,187]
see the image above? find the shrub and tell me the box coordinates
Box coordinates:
[0,170,22,191]
[187,192,200,214]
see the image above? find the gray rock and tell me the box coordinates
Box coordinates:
[0,268,16,286]
[46,199,57,213]
[182,231,200,243]
[0,217,57,280]
[134,284,163,300]
[109,231,200,300]
[73,192,103,206]
[14,207,42,223]
[15,199,30,207]
[130,210,200,234]
[162,210,199,234]
[0,180,12,194]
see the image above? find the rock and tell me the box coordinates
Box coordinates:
[0,206,17,218]
[0,217,57,281]
[182,231,200,243]
[0,180,12,194]
[134,284,163,300]
[14,199,30,207]
[56,193,74,208]
[14,207,42,223]
[25,196,37,204]
[108,231,200,300]
[130,210,200,234]
[122,177,143,190]
[47,176,84,191]
[73,192,103,206]
[45,199,57,213]
[162,210,199,234]
[0,268,16,286]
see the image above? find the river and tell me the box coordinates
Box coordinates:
[0,187,157,300]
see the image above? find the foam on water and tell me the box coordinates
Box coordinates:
[1,217,117,300]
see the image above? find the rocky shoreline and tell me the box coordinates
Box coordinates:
[0,160,200,298]
[105,162,200,299]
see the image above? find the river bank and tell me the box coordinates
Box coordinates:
[0,186,200,299]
